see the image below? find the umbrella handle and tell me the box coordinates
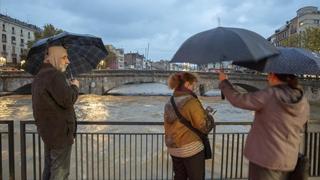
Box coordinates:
[68,66,74,80]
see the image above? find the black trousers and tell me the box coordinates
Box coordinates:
[171,150,205,180]
[43,145,72,180]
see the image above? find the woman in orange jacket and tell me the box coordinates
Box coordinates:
[164,72,211,180]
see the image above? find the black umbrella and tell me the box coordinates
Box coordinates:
[234,47,320,75]
[26,31,108,76]
[171,27,279,64]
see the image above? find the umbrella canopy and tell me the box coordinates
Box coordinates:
[234,47,320,75]
[26,31,108,76]
[171,27,279,64]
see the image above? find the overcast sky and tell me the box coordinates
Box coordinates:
[1,0,319,60]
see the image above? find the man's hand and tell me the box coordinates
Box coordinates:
[219,71,228,81]
[70,79,80,88]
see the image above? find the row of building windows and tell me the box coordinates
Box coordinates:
[1,44,24,54]
[2,24,31,38]
[1,34,25,46]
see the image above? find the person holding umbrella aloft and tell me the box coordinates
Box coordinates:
[218,69,309,179]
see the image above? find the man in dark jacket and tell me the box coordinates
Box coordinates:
[32,46,79,180]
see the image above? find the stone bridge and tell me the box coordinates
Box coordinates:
[1,70,320,101]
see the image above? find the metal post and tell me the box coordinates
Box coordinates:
[20,121,27,180]
[8,121,15,180]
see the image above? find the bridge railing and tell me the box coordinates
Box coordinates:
[0,121,15,180]
[17,120,320,180]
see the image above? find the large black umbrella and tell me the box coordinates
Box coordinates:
[171,27,279,64]
[234,47,320,75]
[26,31,108,76]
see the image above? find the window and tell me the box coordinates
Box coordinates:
[3,45,6,52]
[315,19,320,24]
[28,32,31,39]
[11,36,16,44]
[2,24,5,32]
[20,29,23,36]
[12,46,15,54]
[21,39,24,47]
[12,57,17,64]
[2,34,6,43]
[12,27,15,34]
[21,48,24,54]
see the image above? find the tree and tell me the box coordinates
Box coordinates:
[280,34,300,47]
[27,24,63,48]
[302,27,320,52]
[21,24,63,67]
[280,27,320,52]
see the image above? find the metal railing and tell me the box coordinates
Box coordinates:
[16,120,320,179]
[306,124,320,177]
[0,121,15,180]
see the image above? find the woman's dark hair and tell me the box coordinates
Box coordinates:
[168,72,198,90]
[274,73,298,89]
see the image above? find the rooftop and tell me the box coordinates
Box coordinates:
[0,13,41,32]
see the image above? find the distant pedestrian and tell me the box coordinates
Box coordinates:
[164,72,212,180]
[32,45,79,180]
[218,71,309,180]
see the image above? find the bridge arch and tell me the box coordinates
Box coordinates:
[103,81,169,95]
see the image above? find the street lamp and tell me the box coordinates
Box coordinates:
[20,60,26,70]
[0,57,6,66]
[98,60,105,69]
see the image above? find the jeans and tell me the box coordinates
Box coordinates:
[42,144,72,180]
[171,150,205,180]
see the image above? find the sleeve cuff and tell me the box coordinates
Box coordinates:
[219,79,232,90]
[71,84,79,92]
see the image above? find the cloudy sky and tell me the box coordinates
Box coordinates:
[2,0,319,60]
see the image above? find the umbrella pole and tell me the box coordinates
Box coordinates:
[220,63,225,100]
[68,66,74,80]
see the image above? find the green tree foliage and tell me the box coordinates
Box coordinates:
[280,27,320,52]
[21,24,63,67]
[27,24,63,48]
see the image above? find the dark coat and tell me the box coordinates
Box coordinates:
[32,63,79,149]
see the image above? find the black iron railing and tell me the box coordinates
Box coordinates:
[13,120,320,179]
[306,126,320,176]
[0,121,15,180]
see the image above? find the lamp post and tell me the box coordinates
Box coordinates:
[20,60,26,70]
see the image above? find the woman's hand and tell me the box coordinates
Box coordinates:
[219,71,228,81]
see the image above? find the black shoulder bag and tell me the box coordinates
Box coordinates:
[289,123,309,180]
[170,96,212,159]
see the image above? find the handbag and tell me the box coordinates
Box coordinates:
[289,154,309,180]
[170,96,214,159]
[288,124,309,180]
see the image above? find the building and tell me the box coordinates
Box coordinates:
[105,45,125,70]
[166,62,198,71]
[0,14,41,66]
[124,52,145,70]
[268,6,320,46]
[150,60,171,70]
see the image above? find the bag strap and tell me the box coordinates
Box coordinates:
[303,122,308,155]
[170,96,206,140]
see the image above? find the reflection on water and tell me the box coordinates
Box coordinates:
[0,94,254,122]
[1,94,319,124]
